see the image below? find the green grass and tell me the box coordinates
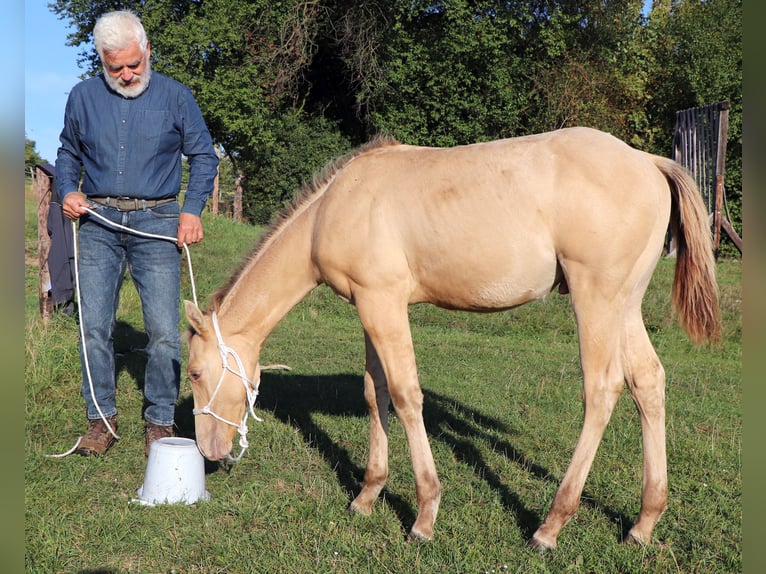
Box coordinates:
[25,182,741,573]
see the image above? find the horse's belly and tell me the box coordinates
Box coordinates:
[475,274,555,308]
[414,258,559,311]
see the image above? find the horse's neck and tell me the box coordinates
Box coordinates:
[218,215,318,343]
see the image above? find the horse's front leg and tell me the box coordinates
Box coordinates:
[355,295,441,540]
[349,333,390,516]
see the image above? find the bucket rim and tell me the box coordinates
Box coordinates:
[152,436,198,448]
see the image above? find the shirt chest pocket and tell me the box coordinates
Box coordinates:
[134,110,171,158]
[137,110,169,141]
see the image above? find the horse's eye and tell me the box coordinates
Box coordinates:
[189,369,202,383]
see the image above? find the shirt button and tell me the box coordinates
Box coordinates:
[118,171,124,175]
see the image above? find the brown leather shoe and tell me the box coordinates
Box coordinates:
[74,416,118,457]
[145,422,174,457]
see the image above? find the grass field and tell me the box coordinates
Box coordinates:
[25,182,741,573]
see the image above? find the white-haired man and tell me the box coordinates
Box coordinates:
[56,10,219,457]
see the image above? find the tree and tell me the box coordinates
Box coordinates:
[356,0,532,146]
[48,0,741,243]
[646,0,742,254]
[25,136,46,172]
[521,0,660,148]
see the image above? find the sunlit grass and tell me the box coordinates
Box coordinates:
[25,181,741,573]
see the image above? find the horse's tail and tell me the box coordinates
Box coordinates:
[652,155,722,345]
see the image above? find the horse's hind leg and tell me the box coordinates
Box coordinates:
[622,312,667,545]
[349,333,391,516]
[531,299,625,550]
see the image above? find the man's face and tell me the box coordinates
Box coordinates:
[102,41,151,98]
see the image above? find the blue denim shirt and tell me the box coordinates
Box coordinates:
[55,72,219,216]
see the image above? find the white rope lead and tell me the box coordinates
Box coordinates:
[82,206,199,307]
[46,205,198,458]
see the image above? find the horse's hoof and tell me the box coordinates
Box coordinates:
[408,528,432,542]
[527,535,556,553]
[624,531,648,546]
[348,501,372,517]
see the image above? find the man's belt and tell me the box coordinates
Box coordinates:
[89,196,177,211]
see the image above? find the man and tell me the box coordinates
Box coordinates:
[56,10,219,457]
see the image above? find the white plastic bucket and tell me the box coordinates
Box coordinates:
[135,437,210,505]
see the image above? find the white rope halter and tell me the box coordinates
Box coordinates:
[191,311,263,463]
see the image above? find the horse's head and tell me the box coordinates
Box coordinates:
[183,300,260,462]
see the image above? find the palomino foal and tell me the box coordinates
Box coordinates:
[184,127,720,549]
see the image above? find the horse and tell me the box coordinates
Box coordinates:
[183,127,721,549]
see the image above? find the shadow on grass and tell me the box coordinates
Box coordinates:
[112,320,190,430]
[174,370,635,542]
[113,320,149,388]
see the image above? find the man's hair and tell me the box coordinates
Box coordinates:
[93,10,148,59]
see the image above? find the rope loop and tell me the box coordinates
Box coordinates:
[47,204,289,461]
[46,206,197,458]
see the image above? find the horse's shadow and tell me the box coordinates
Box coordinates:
[108,322,632,540]
[177,370,634,541]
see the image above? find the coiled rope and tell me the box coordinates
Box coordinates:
[46,205,198,458]
[46,205,288,461]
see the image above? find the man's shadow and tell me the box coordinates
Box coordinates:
[114,320,149,391]
[175,369,635,541]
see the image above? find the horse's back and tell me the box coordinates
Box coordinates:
[312,128,671,310]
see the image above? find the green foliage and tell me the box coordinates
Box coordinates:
[139,1,353,224]
[645,0,742,256]
[239,112,352,225]
[47,0,742,250]
[25,136,47,171]
[524,0,659,148]
[364,1,531,146]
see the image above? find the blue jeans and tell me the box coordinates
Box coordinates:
[77,201,181,426]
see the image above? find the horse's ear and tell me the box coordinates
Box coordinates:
[184,300,208,336]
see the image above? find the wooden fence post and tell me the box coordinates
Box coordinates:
[712,104,729,254]
[671,101,741,256]
[35,166,53,323]
[234,174,244,223]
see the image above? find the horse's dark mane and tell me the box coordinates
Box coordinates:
[208,134,399,312]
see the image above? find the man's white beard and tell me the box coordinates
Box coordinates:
[104,60,152,98]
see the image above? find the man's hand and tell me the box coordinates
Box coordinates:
[61,192,91,220]
[177,213,204,247]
